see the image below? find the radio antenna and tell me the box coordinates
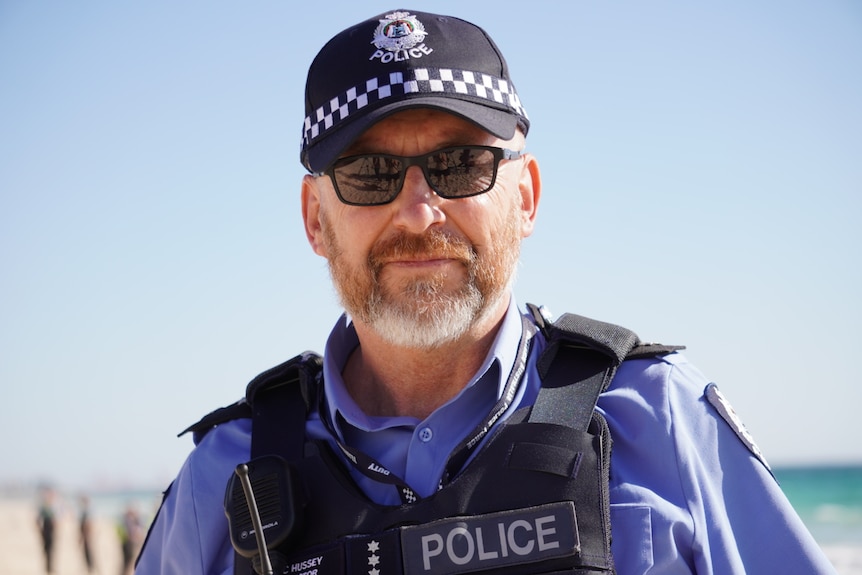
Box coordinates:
[235,463,274,575]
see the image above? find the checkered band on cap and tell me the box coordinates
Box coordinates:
[301,67,529,151]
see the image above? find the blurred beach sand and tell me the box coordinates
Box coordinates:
[1,497,133,575]
[2,496,861,574]
[830,546,862,575]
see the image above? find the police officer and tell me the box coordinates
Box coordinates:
[136,9,836,575]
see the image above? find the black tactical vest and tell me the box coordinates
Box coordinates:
[181,308,681,575]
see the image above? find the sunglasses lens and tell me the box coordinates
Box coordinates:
[427,148,497,198]
[333,156,405,205]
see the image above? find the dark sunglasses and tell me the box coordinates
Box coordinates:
[315,145,523,206]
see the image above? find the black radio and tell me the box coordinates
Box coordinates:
[224,455,305,575]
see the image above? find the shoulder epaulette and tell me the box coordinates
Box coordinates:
[178,400,252,444]
[626,342,685,359]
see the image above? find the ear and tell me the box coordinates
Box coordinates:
[517,153,542,238]
[301,174,328,257]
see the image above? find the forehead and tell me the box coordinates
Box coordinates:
[343,109,496,155]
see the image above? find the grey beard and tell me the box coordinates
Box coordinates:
[364,280,485,349]
[359,268,516,350]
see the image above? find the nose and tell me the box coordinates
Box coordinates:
[390,165,445,232]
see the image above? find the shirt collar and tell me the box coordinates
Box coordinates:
[321,297,528,434]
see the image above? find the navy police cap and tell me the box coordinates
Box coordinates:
[300,9,530,173]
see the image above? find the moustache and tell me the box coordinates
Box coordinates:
[369,230,475,270]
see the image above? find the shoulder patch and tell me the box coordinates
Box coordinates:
[705,383,771,472]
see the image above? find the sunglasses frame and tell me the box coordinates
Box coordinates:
[314,145,523,206]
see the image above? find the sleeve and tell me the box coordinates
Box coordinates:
[135,418,252,575]
[599,353,837,574]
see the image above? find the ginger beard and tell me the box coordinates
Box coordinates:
[320,207,522,349]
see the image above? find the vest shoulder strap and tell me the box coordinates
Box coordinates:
[247,352,321,462]
[526,303,684,430]
[178,352,322,446]
[244,351,322,408]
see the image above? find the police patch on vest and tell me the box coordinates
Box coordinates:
[401,502,579,575]
[705,382,771,471]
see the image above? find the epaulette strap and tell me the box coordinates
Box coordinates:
[178,400,252,445]
[626,342,685,359]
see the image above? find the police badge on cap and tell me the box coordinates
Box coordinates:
[372,11,428,52]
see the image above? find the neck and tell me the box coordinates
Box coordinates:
[343,299,510,420]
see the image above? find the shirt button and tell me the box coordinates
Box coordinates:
[418,427,434,442]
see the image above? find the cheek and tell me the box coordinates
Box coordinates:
[454,192,520,246]
[320,205,382,262]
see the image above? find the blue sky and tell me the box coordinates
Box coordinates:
[1,1,860,491]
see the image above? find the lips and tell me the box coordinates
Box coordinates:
[369,230,475,270]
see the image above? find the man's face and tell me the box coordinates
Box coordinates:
[302,109,539,349]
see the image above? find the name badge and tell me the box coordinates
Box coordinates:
[400,502,579,575]
[282,543,342,575]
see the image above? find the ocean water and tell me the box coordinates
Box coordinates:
[774,464,862,545]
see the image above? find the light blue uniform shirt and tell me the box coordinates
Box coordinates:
[314,301,540,503]
[136,300,836,574]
